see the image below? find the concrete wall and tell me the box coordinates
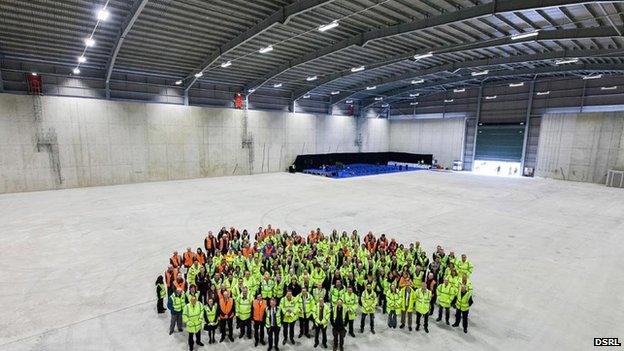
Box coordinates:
[536,112,624,183]
[389,118,466,168]
[0,94,389,193]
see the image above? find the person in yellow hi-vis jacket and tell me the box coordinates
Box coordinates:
[342,286,358,337]
[183,295,204,351]
[312,299,330,348]
[414,282,432,333]
[452,284,474,333]
[399,285,417,331]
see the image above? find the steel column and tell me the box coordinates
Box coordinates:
[520,80,535,175]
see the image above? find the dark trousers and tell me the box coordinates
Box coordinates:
[299,317,311,336]
[388,312,397,328]
[454,309,470,332]
[238,318,251,338]
[204,324,216,342]
[253,321,265,344]
[188,331,201,351]
[379,294,386,313]
[347,319,355,335]
[360,313,374,331]
[314,325,327,346]
[157,298,165,313]
[437,305,450,323]
[429,299,436,315]
[268,326,280,349]
[416,312,428,329]
[332,328,345,349]
[283,322,295,342]
[220,318,233,340]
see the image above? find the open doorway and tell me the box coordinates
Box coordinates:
[473,160,521,177]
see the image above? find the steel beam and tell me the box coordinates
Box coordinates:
[245,0,611,93]
[470,85,484,171]
[104,0,149,99]
[599,3,624,36]
[360,63,624,109]
[293,27,620,102]
[184,0,335,92]
[520,80,535,174]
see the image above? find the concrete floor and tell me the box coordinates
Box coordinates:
[0,171,622,351]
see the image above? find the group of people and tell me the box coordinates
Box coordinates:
[155,225,475,351]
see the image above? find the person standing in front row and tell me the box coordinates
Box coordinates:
[331,299,347,351]
[219,290,235,342]
[155,275,167,314]
[203,297,219,344]
[169,289,185,335]
[414,282,432,333]
[359,284,377,334]
[452,285,473,333]
[265,298,282,351]
[385,284,400,329]
[183,295,204,351]
[252,293,267,347]
[313,299,330,348]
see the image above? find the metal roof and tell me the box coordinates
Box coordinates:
[1,0,623,110]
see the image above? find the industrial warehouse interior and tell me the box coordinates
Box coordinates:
[1,1,624,351]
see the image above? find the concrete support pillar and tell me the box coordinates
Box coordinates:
[520,80,535,175]
[470,85,484,171]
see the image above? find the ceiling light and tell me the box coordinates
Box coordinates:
[485,95,497,100]
[444,99,454,103]
[175,80,182,85]
[366,86,377,90]
[414,52,434,60]
[273,83,283,88]
[318,21,339,32]
[511,31,539,40]
[72,68,80,74]
[221,61,232,68]
[381,103,389,108]
[453,88,466,93]
[31,72,37,76]
[306,76,318,81]
[346,100,353,104]
[248,88,256,93]
[351,66,365,73]
[583,74,602,80]
[471,70,488,76]
[84,38,95,47]
[331,91,340,95]
[303,94,311,99]
[97,9,109,21]
[194,72,203,78]
[409,93,420,97]
[509,82,524,87]
[555,58,579,65]
[259,45,273,54]
[78,56,86,63]
[601,86,618,90]
[410,102,419,106]
[536,91,550,96]
[411,79,425,84]
[374,97,383,101]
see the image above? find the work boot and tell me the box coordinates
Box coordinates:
[446,320,450,326]
[314,341,319,348]
[283,338,287,345]
[255,340,258,347]
[463,328,468,334]
[196,341,204,346]
[416,324,419,331]
[435,317,441,322]
[371,329,375,334]
[424,326,429,333]
[452,322,459,327]
[261,340,266,345]
[229,336,234,342]
[298,332,303,338]
[399,324,405,329]
[359,328,364,333]
[408,326,412,331]
[290,338,295,344]
[322,342,328,348]
[239,333,244,339]
[349,332,355,338]
[169,331,173,335]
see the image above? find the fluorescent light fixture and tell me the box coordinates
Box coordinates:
[374,97,383,101]
[411,79,425,84]
[414,52,434,60]
[444,99,454,103]
[97,9,109,21]
[72,68,80,74]
[485,95,497,100]
[381,103,389,108]
[306,76,318,81]
[351,66,365,73]
[259,45,273,54]
[78,56,86,63]
[303,94,311,99]
[248,88,256,93]
[273,83,283,88]
[175,80,182,85]
[366,86,377,90]
[453,88,466,93]
[318,21,339,32]
[409,93,420,97]
[221,61,232,68]
[84,38,95,47]
[583,74,602,80]
[601,86,618,90]
[194,72,203,78]
[345,100,353,104]
[410,102,419,106]
[536,91,550,96]
[331,91,340,95]
[471,70,488,76]
[555,58,579,65]
[509,82,524,87]
[31,72,37,76]
[511,31,539,40]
